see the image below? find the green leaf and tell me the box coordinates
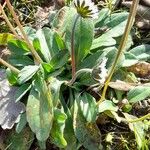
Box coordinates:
[95,8,110,27]
[65,8,94,66]
[52,32,65,50]
[8,55,34,67]
[77,70,96,86]
[73,100,102,150]
[79,47,116,69]
[127,86,150,103]
[91,35,116,50]
[49,49,69,69]
[98,100,118,113]
[26,76,53,141]
[42,63,54,73]
[18,65,39,84]
[103,12,128,28]
[124,113,146,149]
[15,83,31,102]
[42,63,64,78]
[23,26,36,41]
[16,113,27,133]
[60,94,79,150]
[78,49,104,69]
[93,19,128,50]
[0,33,15,45]
[8,39,30,55]
[36,28,64,62]
[78,93,97,122]
[130,44,150,61]
[6,68,18,85]
[64,112,79,150]
[50,109,67,148]
[36,28,52,62]
[122,52,138,67]
[105,47,118,68]
[103,20,127,38]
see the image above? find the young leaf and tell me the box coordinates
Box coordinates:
[127,86,150,103]
[50,109,67,148]
[73,100,102,150]
[18,65,39,84]
[26,76,53,141]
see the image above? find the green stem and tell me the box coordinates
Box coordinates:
[0,58,20,74]
[71,15,80,78]
[128,113,150,123]
[68,68,92,86]
[97,0,140,105]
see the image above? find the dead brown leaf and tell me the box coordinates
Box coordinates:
[127,62,150,78]
[109,80,136,91]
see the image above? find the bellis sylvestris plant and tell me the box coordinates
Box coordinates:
[1,0,148,149]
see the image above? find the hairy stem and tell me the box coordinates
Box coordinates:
[0,4,20,39]
[0,58,20,74]
[5,0,43,64]
[71,15,80,77]
[97,0,140,105]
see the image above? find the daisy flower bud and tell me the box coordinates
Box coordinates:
[92,57,108,84]
[74,0,99,19]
